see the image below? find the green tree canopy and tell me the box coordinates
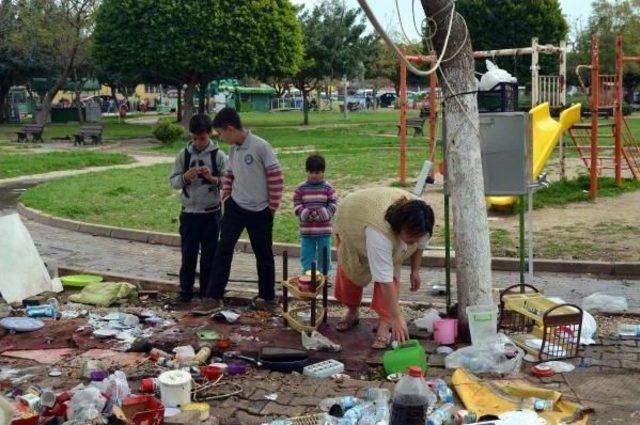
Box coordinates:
[93,0,303,124]
[456,0,568,87]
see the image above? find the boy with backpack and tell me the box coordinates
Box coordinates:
[169,114,228,304]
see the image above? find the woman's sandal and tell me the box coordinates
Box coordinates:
[371,334,392,350]
[336,316,360,332]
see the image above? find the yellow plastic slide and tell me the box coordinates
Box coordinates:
[487,102,582,209]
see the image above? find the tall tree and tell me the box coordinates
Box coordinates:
[420,0,493,330]
[11,0,98,124]
[457,0,568,87]
[295,0,371,125]
[569,0,640,99]
[93,0,303,126]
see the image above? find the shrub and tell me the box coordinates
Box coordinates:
[622,103,633,116]
[152,121,185,144]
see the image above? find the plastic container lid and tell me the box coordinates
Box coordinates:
[408,366,423,377]
[158,370,191,386]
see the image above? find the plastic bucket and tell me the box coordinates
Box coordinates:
[158,370,191,408]
[433,319,458,345]
[466,304,498,346]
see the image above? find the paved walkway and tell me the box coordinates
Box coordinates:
[19,219,640,309]
[0,154,173,187]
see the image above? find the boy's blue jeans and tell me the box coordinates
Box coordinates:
[300,235,332,274]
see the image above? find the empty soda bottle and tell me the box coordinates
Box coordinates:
[426,403,453,425]
[319,396,361,417]
[433,379,453,403]
[520,397,553,411]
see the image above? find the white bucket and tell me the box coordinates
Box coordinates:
[466,304,498,346]
[158,370,192,408]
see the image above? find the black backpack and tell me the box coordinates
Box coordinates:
[182,147,220,198]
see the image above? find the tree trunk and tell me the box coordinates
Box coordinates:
[176,86,182,123]
[37,78,68,125]
[302,87,309,126]
[0,83,9,124]
[181,81,197,127]
[420,0,493,331]
[198,79,207,114]
[74,72,83,123]
[109,84,118,113]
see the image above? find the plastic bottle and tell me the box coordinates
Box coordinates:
[359,402,391,425]
[426,403,453,425]
[342,402,375,424]
[452,409,477,425]
[390,366,434,425]
[520,397,553,411]
[434,379,453,403]
[319,396,361,416]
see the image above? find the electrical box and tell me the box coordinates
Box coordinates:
[443,112,531,196]
[479,112,531,196]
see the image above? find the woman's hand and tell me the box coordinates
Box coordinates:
[409,270,421,292]
[389,315,410,343]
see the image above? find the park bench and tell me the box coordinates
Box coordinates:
[16,124,45,143]
[397,117,426,137]
[74,124,104,145]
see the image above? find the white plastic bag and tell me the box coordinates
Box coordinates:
[582,293,628,313]
[301,331,342,352]
[414,308,441,332]
[445,333,523,374]
[479,60,517,91]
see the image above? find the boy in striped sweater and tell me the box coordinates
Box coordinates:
[206,108,284,310]
[293,154,338,274]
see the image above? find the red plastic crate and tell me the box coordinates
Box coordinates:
[121,395,164,425]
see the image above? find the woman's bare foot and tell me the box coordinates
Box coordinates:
[336,308,360,331]
[372,320,392,349]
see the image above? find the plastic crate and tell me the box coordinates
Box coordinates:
[121,395,164,425]
[303,359,344,378]
[478,82,519,113]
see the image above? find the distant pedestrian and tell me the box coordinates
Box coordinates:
[206,107,284,311]
[293,154,338,274]
[169,113,228,305]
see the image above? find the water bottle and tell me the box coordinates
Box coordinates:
[319,396,361,416]
[366,387,391,403]
[342,402,376,424]
[426,403,453,425]
[359,401,391,425]
[520,397,553,411]
[390,366,434,425]
[618,324,640,338]
[434,379,453,403]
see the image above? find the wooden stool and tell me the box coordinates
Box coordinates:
[281,248,329,332]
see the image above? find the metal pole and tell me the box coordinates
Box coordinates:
[343,76,348,119]
[590,36,599,199]
[615,36,623,186]
[429,52,437,176]
[531,37,540,107]
[444,194,451,311]
[559,40,567,106]
[519,195,526,286]
[560,133,566,180]
[399,50,408,185]
[528,189,534,282]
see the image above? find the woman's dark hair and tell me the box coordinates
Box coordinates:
[189,113,212,134]
[306,154,325,172]
[385,197,435,238]
[212,107,243,130]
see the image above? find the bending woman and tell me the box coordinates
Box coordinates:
[333,187,435,349]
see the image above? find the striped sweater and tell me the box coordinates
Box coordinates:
[293,180,338,236]
[221,164,284,212]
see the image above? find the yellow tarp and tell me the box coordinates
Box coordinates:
[451,368,589,425]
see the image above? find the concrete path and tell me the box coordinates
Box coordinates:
[0,154,173,187]
[21,219,640,309]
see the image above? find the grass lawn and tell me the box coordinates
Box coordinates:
[21,141,429,243]
[0,122,154,143]
[533,175,640,209]
[0,151,133,179]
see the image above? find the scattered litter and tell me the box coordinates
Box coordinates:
[480,59,517,90]
[523,354,538,363]
[61,274,104,288]
[68,281,138,307]
[383,339,428,375]
[582,293,628,313]
[618,323,640,338]
[303,359,344,378]
[413,308,441,332]
[0,317,45,333]
[67,385,108,423]
[48,369,62,377]
[436,346,454,355]
[301,330,342,352]
[525,337,567,357]
[499,409,546,425]
[386,373,403,382]
[264,393,278,401]
[539,360,575,373]
[445,333,523,374]
[0,366,44,385]
[530,364,556,378]
[212,310,240,323]
[196,330,220,341]
[60,309,87,319]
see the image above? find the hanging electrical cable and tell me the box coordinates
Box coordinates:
[356,0,455,76]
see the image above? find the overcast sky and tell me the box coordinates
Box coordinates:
[291,0,593,42]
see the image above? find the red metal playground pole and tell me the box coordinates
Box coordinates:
[614,35,623,186]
